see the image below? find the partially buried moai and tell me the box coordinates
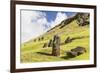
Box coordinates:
[52,35,60,56]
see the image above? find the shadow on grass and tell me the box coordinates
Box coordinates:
[61,56,74,60]
[36,52,52,56]
[36,52,75,60]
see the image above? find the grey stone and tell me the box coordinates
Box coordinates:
[66,46,86,57]
[71,46,86,55]
[66,51,77,58]
[76,13,89,26]
[52,35,61,56]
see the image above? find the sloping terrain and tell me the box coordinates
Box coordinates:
[21,13,90,63]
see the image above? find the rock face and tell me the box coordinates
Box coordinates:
[52,35,60,56]
[76,13,89,26]
[66,46,86,58]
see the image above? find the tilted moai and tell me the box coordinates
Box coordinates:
[65,36,72,44]
[52,35,60,56]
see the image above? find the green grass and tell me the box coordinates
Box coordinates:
[21,20,90,63]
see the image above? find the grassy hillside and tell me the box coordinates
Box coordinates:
[21,19,90,63]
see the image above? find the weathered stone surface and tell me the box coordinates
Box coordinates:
[76,13,89,26]
[71,46,86,55]
[66,46,86,57]
[66,51,77,58]
[52,35,60,56]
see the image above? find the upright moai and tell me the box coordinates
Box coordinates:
[48,39,53,47]
[41,37,44,40]
[52,35,60,56]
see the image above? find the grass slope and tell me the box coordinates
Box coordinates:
[21,20,90,63]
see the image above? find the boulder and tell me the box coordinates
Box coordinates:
[66,51,77,58]
[66,46,86,57]
[71,46,86,55]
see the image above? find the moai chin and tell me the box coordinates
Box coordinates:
[52,35,60,56]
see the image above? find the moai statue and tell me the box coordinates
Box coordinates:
[43,43,47,48]
[52,35,60,56]
[34,39,36,42]
[48,39,53,47]
[65,36,72,43]
[41,37,44,40]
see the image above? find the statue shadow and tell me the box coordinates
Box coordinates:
[36,52,52,56]
[61,55,74,60]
